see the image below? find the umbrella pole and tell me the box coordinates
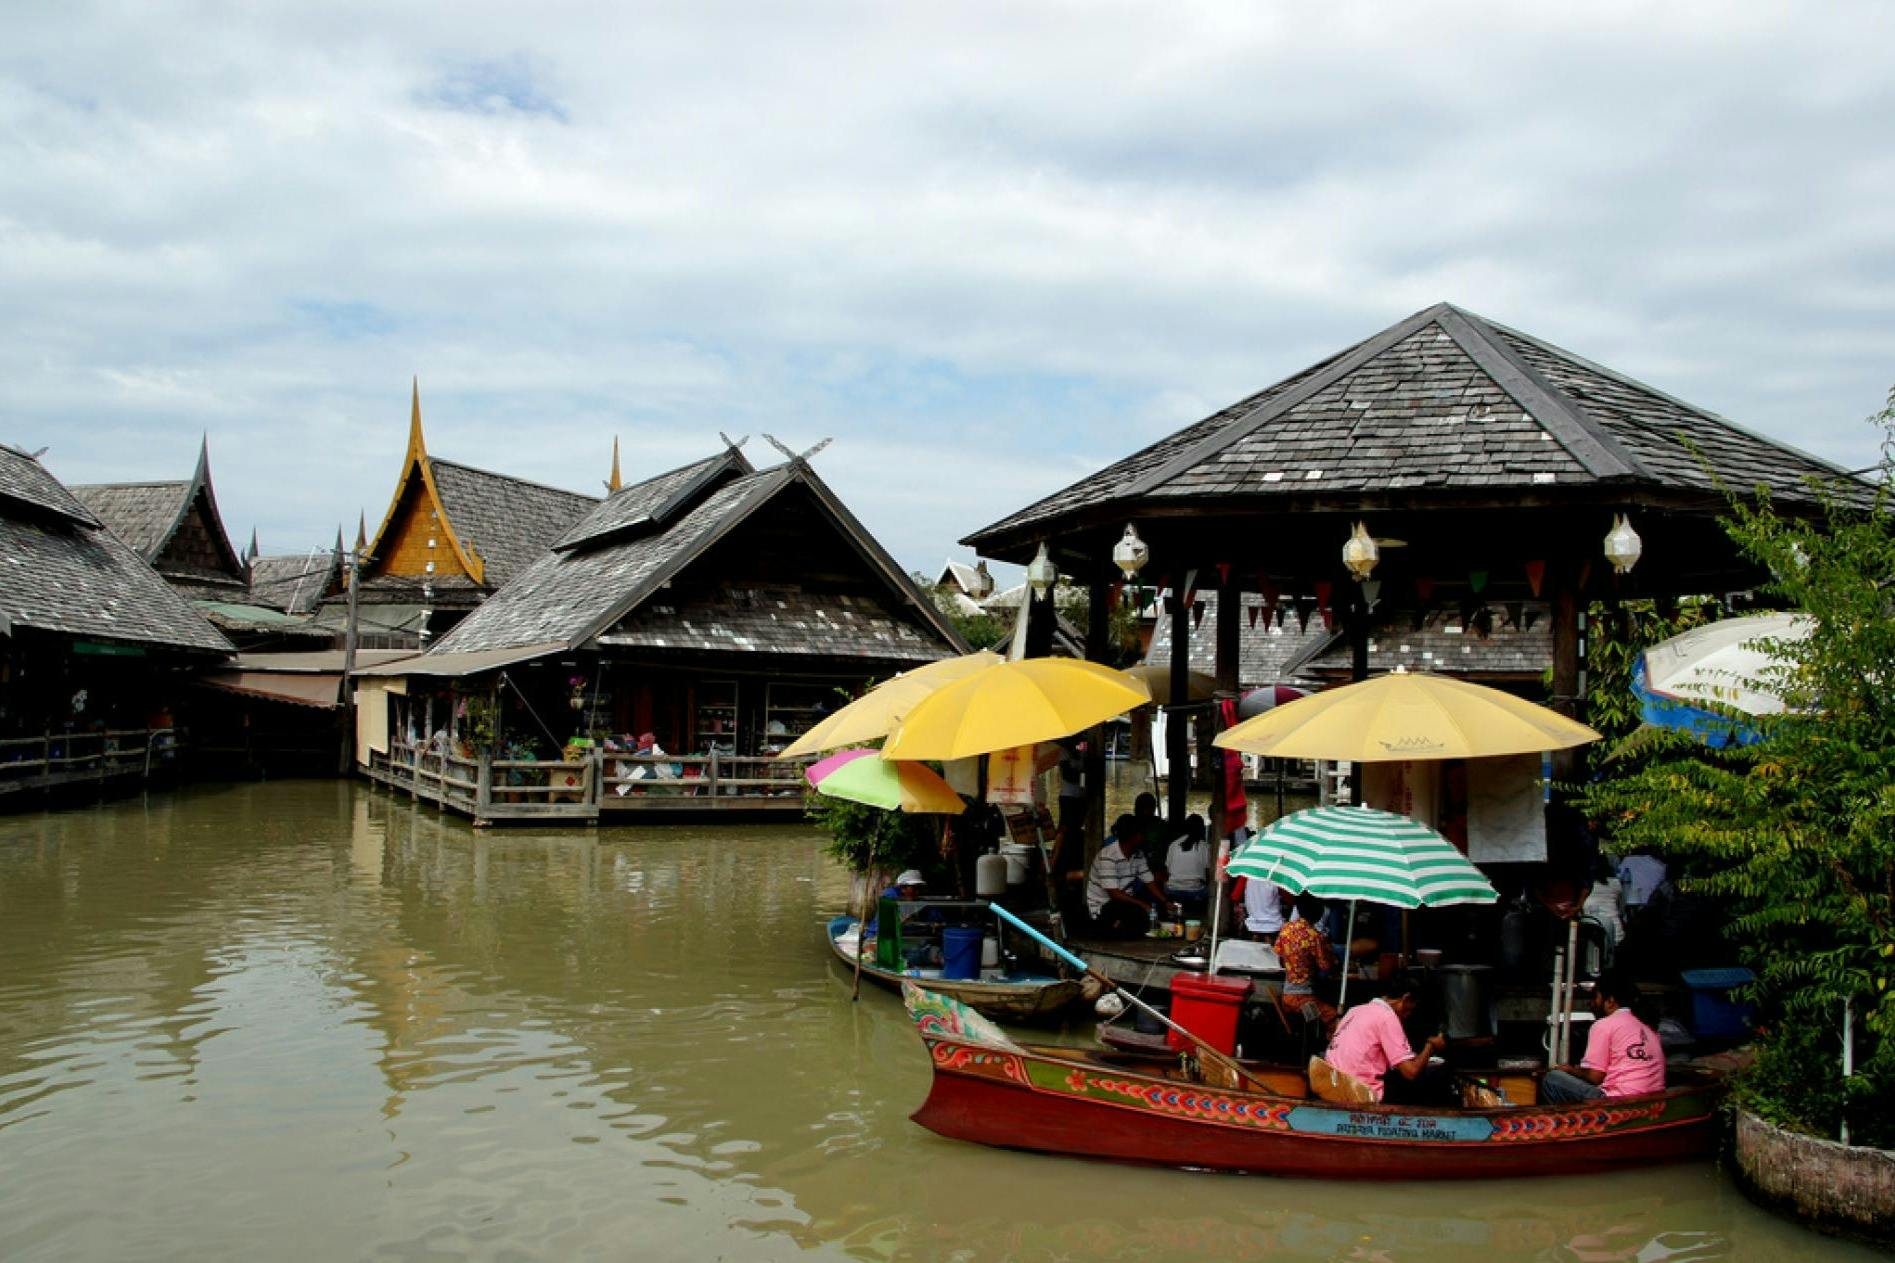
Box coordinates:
[1207,837,1229,976]
[1338,900,1359,1010]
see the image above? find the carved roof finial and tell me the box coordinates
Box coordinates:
[406,377,426,465]
[607,436,622,493]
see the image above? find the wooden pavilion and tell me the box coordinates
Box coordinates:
[966,301,1872,846]
[1,443,232,802]
[353,443,966,824]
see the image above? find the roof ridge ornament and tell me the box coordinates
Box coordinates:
[762,434,832,466]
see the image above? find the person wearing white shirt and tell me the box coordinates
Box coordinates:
[1162,814,1211,915]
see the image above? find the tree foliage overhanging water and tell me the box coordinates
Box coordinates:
[1579,388,1895,1148]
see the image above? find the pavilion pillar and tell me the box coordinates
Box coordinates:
[1166,591,1191,824]
[1347,599,1371,804]
[1082,574,1111,860]
[1023,583,1056,659]
[1549,563,1583,785]
[1210,586,1241,844]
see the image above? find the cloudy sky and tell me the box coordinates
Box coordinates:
[4,2,1891,574]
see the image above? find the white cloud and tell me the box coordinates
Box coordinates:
[2,0,1891,570]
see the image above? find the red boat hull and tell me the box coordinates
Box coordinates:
[912,1036,1722,1180]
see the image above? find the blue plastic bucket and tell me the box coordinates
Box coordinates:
[941,927,983,981]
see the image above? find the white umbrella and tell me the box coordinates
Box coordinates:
[1642,612,1810,717]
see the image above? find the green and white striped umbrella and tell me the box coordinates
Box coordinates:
[1227,805,1497,909]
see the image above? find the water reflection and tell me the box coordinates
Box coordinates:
[0,783,1876,1260]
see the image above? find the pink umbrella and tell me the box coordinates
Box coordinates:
[1236,683,1310,721]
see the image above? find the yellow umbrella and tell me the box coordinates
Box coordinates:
[1212,668,1601,762]
[775,651,1004,758]
[881,658,1150,761]
[1126,664,1220,703]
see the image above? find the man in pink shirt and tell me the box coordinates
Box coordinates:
[1324,975,1447,1102]
[1542,973,1666,1103]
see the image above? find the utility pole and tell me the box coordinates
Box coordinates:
[338,543,363,774]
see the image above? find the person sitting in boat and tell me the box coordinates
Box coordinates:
[1541,972,1665,1103]
[1085,815,1177,937]
[1160,815,1211,915]
[1324,973,1449,1104]
[882,869,927,902]
[1276,893,1339,1031]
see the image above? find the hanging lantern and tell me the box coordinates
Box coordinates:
[1027,542,1059,598]
[1604,514,1643,574]
[1342,521,1379,580]
[1112,525,1149,580]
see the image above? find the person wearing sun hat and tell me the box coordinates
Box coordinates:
[883,870,927,901]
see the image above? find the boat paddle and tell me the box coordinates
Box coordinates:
[988,902,1282,1096]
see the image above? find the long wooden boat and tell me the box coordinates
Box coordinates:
[828,916,1084,1022]
[904,984,1723,1179]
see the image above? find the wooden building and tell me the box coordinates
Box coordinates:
[966,301,1873,841]
[1,443,232,803]
[324,382,599,647]
[354,444,966,824]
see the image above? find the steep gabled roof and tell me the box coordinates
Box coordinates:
[966,303,1865,552]
[71,437,246,584]
[359,382,597,590]
[0,444,232,653]
[431,455,964,661]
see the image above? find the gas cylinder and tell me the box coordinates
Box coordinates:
[974,849,1008,897]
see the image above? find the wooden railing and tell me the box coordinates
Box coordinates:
[0,728,175,794]
[596,751,807,802]
[361,742,814,821]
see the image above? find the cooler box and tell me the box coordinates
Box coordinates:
[941,927,984,981]
[1166,973,1254,1055]
[1680,967,1756,1037]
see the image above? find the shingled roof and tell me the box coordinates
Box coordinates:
[431,453,964,665]
[426,457,598,587]
[71,438,248,601]
[966,302,1866,559]
[249,545,340,615]
[0,444,232,653]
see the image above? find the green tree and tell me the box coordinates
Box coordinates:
[1578,390,1895,1146]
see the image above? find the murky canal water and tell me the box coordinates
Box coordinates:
[0,782,1876,1261]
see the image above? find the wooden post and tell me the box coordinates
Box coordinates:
[1550,562,1582,785]
[1082,573,1111,861]
[1211,584,1241,845]
[1166,590,1190,824]
[1348,600,1370,804]
[476,750,492,819]
[709,748,721,798]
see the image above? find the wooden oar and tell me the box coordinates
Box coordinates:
[988,902,1281,1096]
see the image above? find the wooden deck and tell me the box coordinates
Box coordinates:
[360,744,813,826]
